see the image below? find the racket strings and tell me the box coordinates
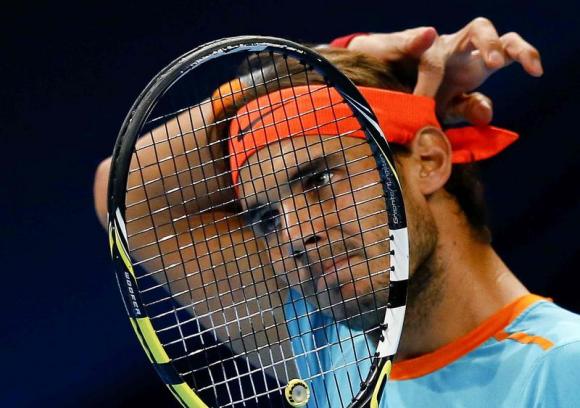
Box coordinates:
[129,72,344,182]
[205,71,302,402]
[129,189,387,269]
[125,144,376,232]
[192,57,304,405]
[133,219,392,329]
[145,251,393,328]
[135,221,391,298]
[127,156,388,286]
[124,140,376,231]
[143,68,305,128]
[124,50,394,407]
[158,307,382,395]
[127,121,363,190]
[228,53,376,403]
[277,65,374,394]
[125,68,357,217]
[156,296,382,347]
[151,97,269,404]
[130,145,210,397]
[313,78,386,380]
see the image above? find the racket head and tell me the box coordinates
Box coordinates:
[107,36,409,408]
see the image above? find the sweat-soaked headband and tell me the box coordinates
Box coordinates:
[212,81,518,186]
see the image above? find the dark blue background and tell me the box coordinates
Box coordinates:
[2,1,578,406]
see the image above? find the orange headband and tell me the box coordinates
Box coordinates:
[223,84,518,186]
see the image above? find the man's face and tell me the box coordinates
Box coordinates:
[239,135,395,327]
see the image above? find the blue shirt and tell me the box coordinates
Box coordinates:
[284,292,580,407]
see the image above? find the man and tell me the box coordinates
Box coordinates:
[329,26,580,407]
[94,18,580,407]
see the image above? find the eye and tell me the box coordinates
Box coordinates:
[246,205,281,236]
[257,209,280,236]
[304,170,333,190]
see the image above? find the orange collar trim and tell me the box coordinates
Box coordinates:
[390,294,548,381]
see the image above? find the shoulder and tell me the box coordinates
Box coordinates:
[511,300,580,347]
[515,301,580,407]
[519,340,580,407]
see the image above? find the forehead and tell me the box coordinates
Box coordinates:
[237,135,373,202]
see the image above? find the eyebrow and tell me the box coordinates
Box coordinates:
[244,151,343,212]
[287,152,344,187]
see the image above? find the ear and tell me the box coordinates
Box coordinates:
[407,126,452,196]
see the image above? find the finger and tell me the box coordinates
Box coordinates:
[414,50,445,97]
[444,92,493,126]
[351,27,438,62]
[466,17,506,69]
[501,32,543,77]
[401,26,438,59]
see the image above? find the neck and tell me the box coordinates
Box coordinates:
[395,197,528,361]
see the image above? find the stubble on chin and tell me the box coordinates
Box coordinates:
[404,248,445,334]
[401,197,444,334]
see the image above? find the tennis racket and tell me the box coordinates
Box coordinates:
[107,36,409,407]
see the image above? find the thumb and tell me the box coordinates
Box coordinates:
[443,92,493,126]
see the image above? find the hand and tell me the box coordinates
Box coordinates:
[347,26,439,62]
[414,17,543,124]
[347,19,543,125]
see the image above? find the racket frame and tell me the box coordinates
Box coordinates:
[107,36,409,408]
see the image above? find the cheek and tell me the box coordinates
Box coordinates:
[263,236,307,287]
[328,172,386,229]
[403,194,438,274]
[344,172,393,295]
[343,177,389,248]
[264,238,288,274]
[337,261,390,313]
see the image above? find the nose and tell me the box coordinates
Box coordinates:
[278,193,326,261]
[289,235,322,260]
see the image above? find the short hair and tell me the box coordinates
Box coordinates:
[221,47,491,242]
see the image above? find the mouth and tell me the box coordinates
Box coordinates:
[315,255,360,295]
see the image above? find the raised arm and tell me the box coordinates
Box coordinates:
[94,99,286,372]
[93,101,232,228]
